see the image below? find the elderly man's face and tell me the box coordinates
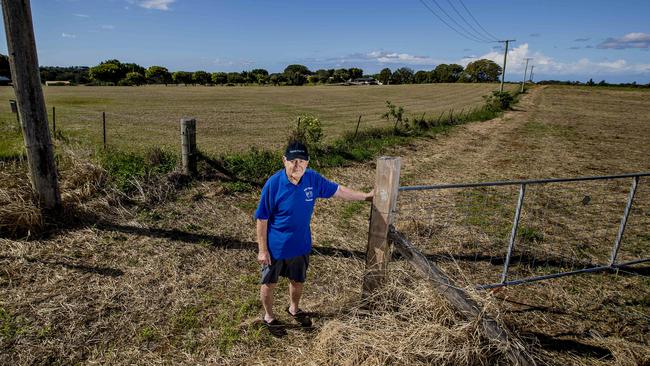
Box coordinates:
[283,156,308,183]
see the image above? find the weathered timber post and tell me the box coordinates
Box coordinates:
[389,229,534,366]
[180,117,197,175]
[2,0,61,211]
[362,157,401,299]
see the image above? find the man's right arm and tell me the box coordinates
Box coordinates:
[256,219,271,265]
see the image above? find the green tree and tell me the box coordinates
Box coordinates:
[123,62,145,75]
[192,70,211,85]
[89,60,124,84]
[414,70,429,84]
[391,67,414,84]
[314,69,332,83]
[121,71,146,86]
[332,68,350,83]
[463,59,501,82]
[308,75,319,84]
[226,72,244,84]
[433,63,464,83]
[378,68,392,85]
[211,72,228,85]
[250,68,269,84]
[284,64,311,75]
[348,67,363,80]
[145,66,171,85]
[269,73,286,85]
[283,64,310,86]
[172,71,193,85]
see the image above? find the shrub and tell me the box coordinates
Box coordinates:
[99,148,177,192]
[484,91,514,111]
[221,148,281,185]
[382,101,408,131]
[288,114,323,148]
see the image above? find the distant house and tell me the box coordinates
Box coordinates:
[351,77,379,85]
[0,76,10,86]
[45,80,71,86]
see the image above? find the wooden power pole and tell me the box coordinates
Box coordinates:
[2,0,61,211]
[521,57,532,93]
[498,39,516,92]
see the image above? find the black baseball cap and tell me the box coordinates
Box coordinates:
[284,141,309,161]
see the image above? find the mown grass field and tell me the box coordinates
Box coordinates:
[1,85,649,365]
[0,83,517,157]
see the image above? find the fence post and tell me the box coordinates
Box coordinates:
[353,115,361,140]
[180,117,197,175]
[52,106,55,134]
[10,99,20,127]
[102,111,106,149]
[2,0,61,212]
[362,156,401,299]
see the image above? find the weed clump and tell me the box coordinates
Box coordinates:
[99,147,177,192]
[485,91,515,111]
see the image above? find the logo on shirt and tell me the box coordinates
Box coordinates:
[304,187,314,201]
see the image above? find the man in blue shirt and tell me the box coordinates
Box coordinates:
[255,141,373,328]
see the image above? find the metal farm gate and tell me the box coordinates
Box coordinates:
[393,172,650,290]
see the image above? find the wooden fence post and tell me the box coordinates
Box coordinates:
[102,111,106,149]
[180,117,197,175]
[353,115,362,140]
[2,0,61,212]
[362,156,401,299]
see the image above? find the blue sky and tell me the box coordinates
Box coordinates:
[2,0,650,83]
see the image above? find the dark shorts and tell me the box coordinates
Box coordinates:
[260,254,310,284]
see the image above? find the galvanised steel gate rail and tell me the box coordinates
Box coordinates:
[398,172,650,290]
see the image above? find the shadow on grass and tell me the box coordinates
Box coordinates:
[0,254,124,277]
[528,331,613,360]
[95,222,366,260]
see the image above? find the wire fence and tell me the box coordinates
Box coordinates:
[393,173,650,290]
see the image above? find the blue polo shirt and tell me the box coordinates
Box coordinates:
[255,168,339,260]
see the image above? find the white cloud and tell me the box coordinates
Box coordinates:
[598,32,650,49]
[134,0,175,11]
[61,33,76,38]
[213,58,255,68]
[341,50,445,66]
[101,25,115,30]
[465,43,650,76]
[73,13,90,18]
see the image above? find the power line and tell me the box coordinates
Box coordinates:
[457,0,501,41]
[417,0,492,43]
[445,0,496,42]
[426,0,493,43]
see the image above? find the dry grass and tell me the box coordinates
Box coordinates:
[0,83,518,156]
[1,85,649,365]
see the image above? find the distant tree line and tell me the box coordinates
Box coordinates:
[537,79,650,88]
[2,53,645,88]
[80,59,506,86]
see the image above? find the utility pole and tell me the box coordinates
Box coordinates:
[2,0,61,212]
[498,39,516,92]
[529,65,534,82]
[521,57,532,93]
